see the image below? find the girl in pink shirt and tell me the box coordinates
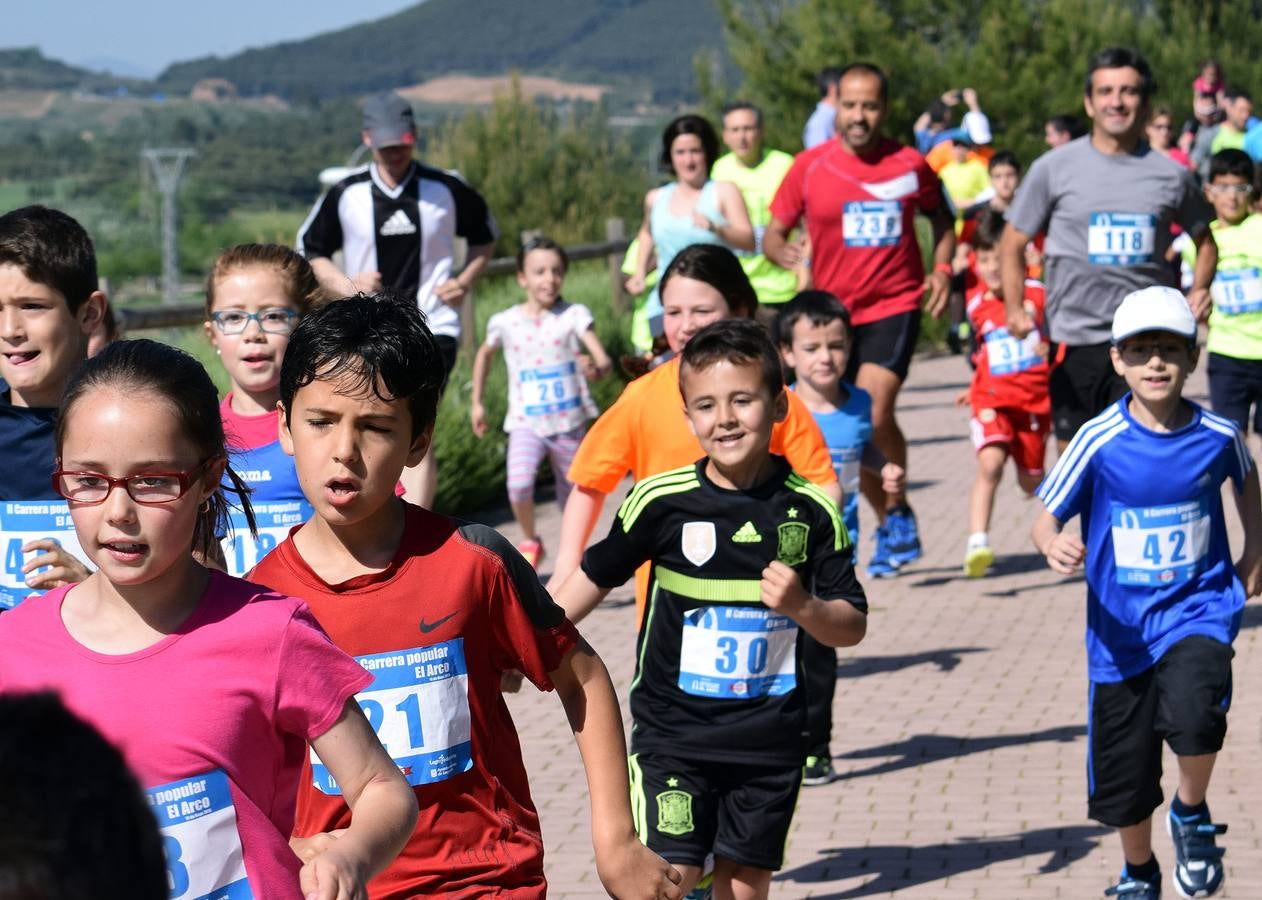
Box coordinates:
[0,339,417,900]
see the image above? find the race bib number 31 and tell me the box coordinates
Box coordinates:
[1212,268,1262,315]
[1088,212,1155,265]
[312,640,473,794]
[843,201,903,248]
[1,500,88,610]
[147,770,253,900]
[985,327,1042,376]
[1111,497,1210,586]
[678,606,797,699]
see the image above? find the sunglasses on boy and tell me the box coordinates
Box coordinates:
[51,459,216,505]
[209,308,300,335]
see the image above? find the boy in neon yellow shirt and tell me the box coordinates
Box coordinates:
[1183,149,1262,449]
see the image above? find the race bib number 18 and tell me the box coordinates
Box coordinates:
[1,500,88,610]
[843,201,903,248]
[1088,212,1155,265]
[1111,497,1210,586]
[312,640,473,794]
[678,606,798,699]
[147,770,253,900]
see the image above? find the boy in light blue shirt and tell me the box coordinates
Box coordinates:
[776,291,903,785]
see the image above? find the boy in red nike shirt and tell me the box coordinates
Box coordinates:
[958,209,1051,577]
[248,293,680,900]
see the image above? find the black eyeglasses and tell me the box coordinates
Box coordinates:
[51,459,215,505]
[209,308,300,335]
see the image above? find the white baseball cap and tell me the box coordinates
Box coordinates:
[1111,286,1197,343]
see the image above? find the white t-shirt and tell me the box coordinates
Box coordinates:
[484,301,599,436]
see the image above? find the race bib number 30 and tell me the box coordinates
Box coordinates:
[1088,212,1155,265]
[1,500,88,610]
[520,361,582,417]
[220,500,311,578]
[985,327,1042,376]
[1111,497,1210,586]
[1212,268,1262,315]
[678,606,797,699]
[147,770,253,900]
[313,640,473,794]
[843,201,903,248]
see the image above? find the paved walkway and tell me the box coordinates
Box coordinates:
[492,351,1262,898]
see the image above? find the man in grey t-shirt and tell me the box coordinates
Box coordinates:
[1001,47,1217,445]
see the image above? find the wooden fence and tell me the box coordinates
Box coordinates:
[114,218,631,349]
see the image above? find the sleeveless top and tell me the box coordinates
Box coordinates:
[644,181,728,331]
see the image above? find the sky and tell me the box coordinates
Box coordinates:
[4,0,421,77]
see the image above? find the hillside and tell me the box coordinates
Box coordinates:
[157,0,726,102]
[0,47,95,90]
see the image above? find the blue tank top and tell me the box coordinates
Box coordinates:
[644,181,727,326]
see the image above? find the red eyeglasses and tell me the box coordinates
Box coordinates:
[51,459,216,505]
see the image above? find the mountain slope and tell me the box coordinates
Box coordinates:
[157,0,725,101]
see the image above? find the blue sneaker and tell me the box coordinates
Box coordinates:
[1105,870,1161,898]
[885,506,922,566]
[867,525,900,578]
[1168,807,1226,897]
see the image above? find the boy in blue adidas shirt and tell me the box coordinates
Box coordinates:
[557,318,867,900]
[776,291,902,786]
[1032,286,1262,900]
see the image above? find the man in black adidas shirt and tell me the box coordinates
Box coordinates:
[556,320,867,899]
[298,92,497,504]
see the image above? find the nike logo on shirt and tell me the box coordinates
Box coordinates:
[418,612,457,633]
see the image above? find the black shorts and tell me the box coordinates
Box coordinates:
[1207,351,1262,435]
[433,334,459,395]
[844,309,920,382]
[1049,342,1128,442]
[1087,636,1234,827]
[629,751,801,870]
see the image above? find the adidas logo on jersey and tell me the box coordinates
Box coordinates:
[731,521,762,543]
[380,210,417,236]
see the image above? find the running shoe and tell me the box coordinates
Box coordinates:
[517,538,545,569]
[802,755,836,786]
[963,544,995,578]
[1104,871,1161,898]
[684,869,714,900]
[867,525,900,578]
[885,506,923,566]
[1167,807,1227,897]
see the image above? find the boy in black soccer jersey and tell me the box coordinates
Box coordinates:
[556,318,868,900]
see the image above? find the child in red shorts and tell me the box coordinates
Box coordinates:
[958,208,1051,576]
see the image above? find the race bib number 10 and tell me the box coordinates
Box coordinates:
[147,770,253,900]
[312,639,473,794]
[678,606,798,699]
[843,201,903,248]
[1088,212,1155,265]
[1211,268,1262,315]
[1,500,88,610]
[1111,497,1210,586]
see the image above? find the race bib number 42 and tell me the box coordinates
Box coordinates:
[1,500,88,610]
[1088,212,1155,265]
[1212,268,1262,315]
[312,640,473,794]
[678,606,797,699]
[1111,497,1210,586]
[843,201,903,248]
[147,770,253,900]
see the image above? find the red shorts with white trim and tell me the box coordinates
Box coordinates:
[969,406,1051,475]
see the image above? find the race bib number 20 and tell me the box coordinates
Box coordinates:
[312,640,474,794]
[147,770,253,900]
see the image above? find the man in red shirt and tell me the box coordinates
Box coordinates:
[765,62,955,576]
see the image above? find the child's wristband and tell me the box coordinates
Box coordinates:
[933,263,953,275]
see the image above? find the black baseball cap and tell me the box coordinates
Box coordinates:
[362,92,416,149]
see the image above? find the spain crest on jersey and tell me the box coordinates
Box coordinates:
[777,521,809,566]
[656,788,695,835]
[680,521,716,566]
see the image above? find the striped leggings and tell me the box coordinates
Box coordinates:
[505,426,585,506]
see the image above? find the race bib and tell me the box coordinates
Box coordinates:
[985,327,1043,376]
[843,201,903,248]
[831,447,861,497]
[312,640,473,794]
[1087,212,1155,265]
[219,500,311,577]
[1211,268,1262,315]
[1111,498,1210,586]
[0,500,88,610]
[678,606,798,699]
[520,361,582,417]
[147,770,253,900]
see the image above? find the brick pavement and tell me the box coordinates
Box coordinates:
[492,350,1262,898]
